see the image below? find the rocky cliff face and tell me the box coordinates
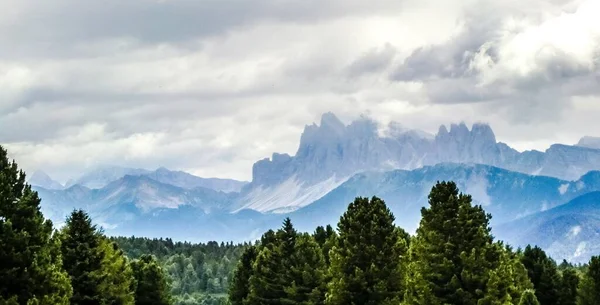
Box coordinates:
[240,113,600,213]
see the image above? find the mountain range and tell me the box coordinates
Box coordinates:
[30,112,600,263]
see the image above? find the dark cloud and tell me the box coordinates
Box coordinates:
[345,43,397,78]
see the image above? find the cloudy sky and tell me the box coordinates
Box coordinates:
[1,0,599,182]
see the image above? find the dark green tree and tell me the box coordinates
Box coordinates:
[0,146,71,304]
[284,233,327,305]
[578,256,600,305]
[521,245,561,305]
[558,268,579,305]
[229,246,257,305]
[405,181,528,305]
[326,196,408,305]
[518,290,540,305]
[131,255,173,305]
[247,218,299,304]
[60,209,106,305]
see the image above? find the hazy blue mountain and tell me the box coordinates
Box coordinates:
[143,167,247,193]
[496,192,600,264]
[65,165,247,193]
[238,113,600,214]
[35,175,237,230]
[28,170,64,190]
[283,164,600,235]
[66,166,152,189]
[577,136,600,149]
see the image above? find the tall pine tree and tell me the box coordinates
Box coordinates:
[518,290,540,305]
[558,268,579,305]
[229,246,258,305]
[60,210,106,305]
[326,196,407,305]
[405,181,529,305]
[98,238,135,305]
[0,145,71,304]
[521,245,561,305]
[131,255,173,305]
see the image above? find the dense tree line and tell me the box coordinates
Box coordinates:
[4,144,600,305]
[228,181,600,305]
[111,236,248,304]
[0,146,172,305]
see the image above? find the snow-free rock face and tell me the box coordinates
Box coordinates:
[240,113,600,213]
[28,170,64,190]
[577,136,600,149]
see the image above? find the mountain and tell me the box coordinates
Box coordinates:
[65,165,247,193]
[28,170,64,190]
[143,167,247,193]
[237,113,600,214]
[282,164,600,235]
[577,136,600,149]
[35,175,236,229]
[66,166,152,189]
[496,192,600,264]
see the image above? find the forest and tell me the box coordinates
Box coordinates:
[2,144,600,305]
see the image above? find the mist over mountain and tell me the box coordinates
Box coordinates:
[33,112,600,262]
[28,170,64,190]
[496,191,600,264]
[237,113,600,214]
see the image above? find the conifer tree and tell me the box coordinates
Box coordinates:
[405,181,527,305]
[518,290,540,305]
[0,145,72,304]
[478,244,533,305]
[521,245,561,305]
[326,196,407,305]
[578,256,600,305]
[284,233,327,305]
[558,268,579,305]
[247,224,290,304]
[60,209,106,305]
[98,238,135,305]
[131,255,173,305]
[229,246,258,305]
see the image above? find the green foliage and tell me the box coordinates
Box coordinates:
[518,290,540,305]
[0,145,72,305]
[521,245,562,305]
[112,236,246,299]
[559,268,579,305]
[229,246,257,305]
[326,196,408,305]
[60,210,135,305]
[405,181,531,305]
[60,210,107,305]
[578,256,600,305]
[131,255,173,305]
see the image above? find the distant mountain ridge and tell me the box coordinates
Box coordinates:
[496,191,600,263]
[34,166,248,193]
[31,112,600,263]
[237,113,600,213]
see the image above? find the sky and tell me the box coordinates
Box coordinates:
[1,0,600,182]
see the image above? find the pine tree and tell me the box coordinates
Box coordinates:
[60,209,106,305]
[558,268,579,305]
[284,233,327,305]
[131,255,173,305]
[0,145,72,304]
[247,227,288,304]
[405,181,522,305]
[326,196,407,305]
[521,245,561,305]
[98,238,135,305]
[478,244,533,305]
[229,246,257,305]
[518,290,540,305]
[578,256,600,305]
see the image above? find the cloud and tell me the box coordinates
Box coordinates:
[1,0,600,182]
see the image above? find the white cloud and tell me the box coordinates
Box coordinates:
[1,0,600,182]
